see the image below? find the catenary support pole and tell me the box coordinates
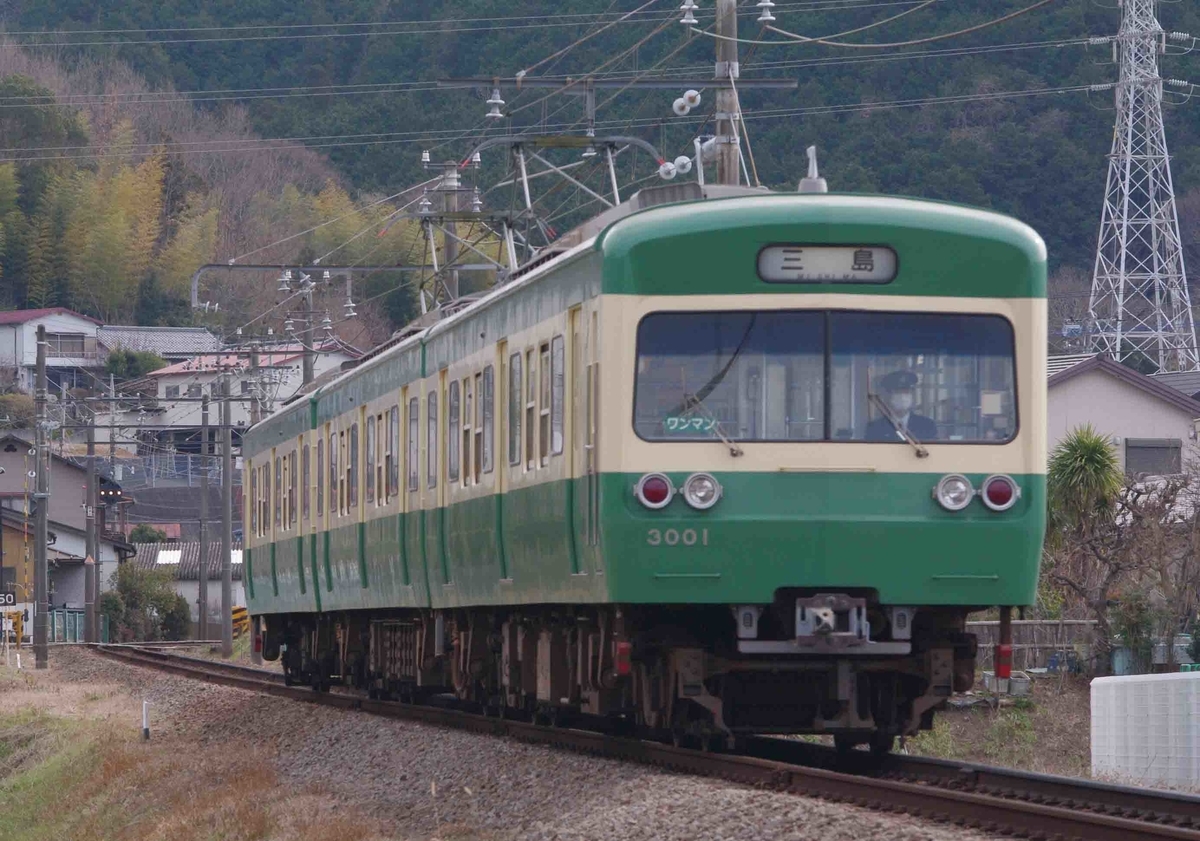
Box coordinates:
[302,281,315,386]
[33,325,47,669]
[221,376,234,657]
[199,392,210,642]
[249,342,262,425]
[83,419,96,643]
[443,161,460,301]
[715,0,740,187]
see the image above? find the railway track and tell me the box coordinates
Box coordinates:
[96,644,1200,841]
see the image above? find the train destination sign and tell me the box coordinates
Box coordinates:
[758,245,897,283]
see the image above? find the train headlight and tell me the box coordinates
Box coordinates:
[981,474,1020,512]
[933,474,974,512]
[635,473,674,509]
[682,472,722,510]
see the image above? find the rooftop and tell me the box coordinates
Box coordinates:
[149,341,357,376]
[98,325,222,358]
[1048,354,1200,417]
[0,307,102,326]
[129,541,244,580]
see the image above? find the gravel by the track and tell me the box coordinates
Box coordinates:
[56,649,1008,841]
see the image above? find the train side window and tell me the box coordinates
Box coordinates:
[472,372,483,481]
[551,335,564,456]
[316,438,324,516]
[539,343,551,466]
[289,450,297,527]
[448,381,461,483]
[508,354,521,466]
[388,405,400,500]
[463,376,472,484]
[349,423,359,509]
[338,431,346,514]
[366,415,376,505]
[264,464,271,535]
[376,413,385,505]
[427,391,438,489]
[249,461,257,537]
[302,444,310,521]
[329,431,338,516]
[525,349,536,470]
[407,397,419,492]
[275,455,282,528]
[482,365,494,474]
[281,453,288,530]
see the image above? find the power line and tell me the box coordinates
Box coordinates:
[0,1,936,41]
[694,0,1058,47]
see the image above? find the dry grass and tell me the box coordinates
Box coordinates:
[905,673,1092,777]
[0,693,394,841]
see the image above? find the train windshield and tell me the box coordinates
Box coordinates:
[634,310,1016,443]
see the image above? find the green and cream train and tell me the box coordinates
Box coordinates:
[244,184,1047,750]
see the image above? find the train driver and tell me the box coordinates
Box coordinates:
[865,369,937,441]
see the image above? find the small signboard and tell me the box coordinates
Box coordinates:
[758,245,897,283]
[0,593,15,607]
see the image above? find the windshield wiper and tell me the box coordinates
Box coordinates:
[868,393,929,459]
[682,392,744,458]
[665,315,758,418]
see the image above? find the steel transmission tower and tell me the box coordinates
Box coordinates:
[1087,0,1197,372]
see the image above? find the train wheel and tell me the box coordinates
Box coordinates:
[833,734,857,755]
[869,731,895,756]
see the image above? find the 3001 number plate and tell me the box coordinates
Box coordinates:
[647,528,709,546]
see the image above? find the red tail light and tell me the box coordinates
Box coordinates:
[635,473,674,509]
[981,474,1019,512]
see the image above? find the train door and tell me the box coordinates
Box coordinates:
[569,306,597,573]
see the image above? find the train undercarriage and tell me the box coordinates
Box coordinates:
[261,593,977,753]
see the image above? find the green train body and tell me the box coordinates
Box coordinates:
[245,190,1047,744]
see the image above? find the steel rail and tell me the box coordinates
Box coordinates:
[94,645,1200,841]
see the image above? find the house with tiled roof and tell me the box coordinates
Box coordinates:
[0,308,104,391]
[130,541,245,628]
[97,325,222,364]
[1049,354,1200,475]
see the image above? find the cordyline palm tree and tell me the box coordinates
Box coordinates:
[1047,424,1123,541]
[1045,425,1125,673]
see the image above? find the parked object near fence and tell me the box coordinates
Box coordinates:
[1092,672,1200,788]
[983,670,1032,696]
[1111,634,1194,676]
[970,619,1096,673]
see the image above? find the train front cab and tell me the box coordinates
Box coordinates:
[595,195,1048,746]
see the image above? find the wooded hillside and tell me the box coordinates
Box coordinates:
[3,1,1200,342]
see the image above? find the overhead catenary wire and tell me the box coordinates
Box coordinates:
[227,178,437,265]
[0,1,940,43]
[0,81,1093,165]
[693,0,1057,47]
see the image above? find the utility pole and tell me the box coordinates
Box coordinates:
[84,418,96,643]
[442,161,460,301]
[302,279,315,386]
[1088,0,1197,372]
[108,373,116,476]
[33,325,47,669]
[715,0,740,186]
[199,392,210,641]
[220,375,233,657]
[249,342,262,425]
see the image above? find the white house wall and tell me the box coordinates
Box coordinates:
[1048,368,1200,471]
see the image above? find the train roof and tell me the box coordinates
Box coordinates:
[244,189,1046,454]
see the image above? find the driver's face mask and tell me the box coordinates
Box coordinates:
[887,391,914,415]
